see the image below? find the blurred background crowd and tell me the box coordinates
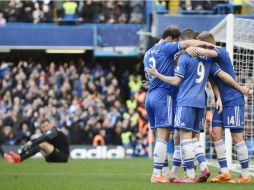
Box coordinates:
[156,0,253,14]
[0,59,150,156]
[0,0,145,24]
[0,0,253,26]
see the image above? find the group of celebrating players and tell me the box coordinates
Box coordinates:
[143,26,251,183]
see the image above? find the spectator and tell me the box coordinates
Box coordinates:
[121,129,133,148]
[92,129,106,146]
[0,12,6,26]
[79,0,96,23]
[129,1,144,23]
[33,2,42,23]
[62,0,78,19]
[118,13,127,24]
[180,0,224,13]
[5,0,21,22]
[128,74,142,96]
[155,0,167,13]
[233,0,246,14]
[41,4,53,23]
[22,1,34,22]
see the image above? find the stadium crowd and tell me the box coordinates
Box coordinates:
[156,0,254,14]
[1,0,252,25]
[0,0,144,24]
[0,60,150,156]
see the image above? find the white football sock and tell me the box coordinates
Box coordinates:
[162,157,171,177]
[181,139,195,179]
[193,138,207,172]
[171,145,181,175]
[235,141,249,177]
[153,139,167,176]
[214,139,229,173]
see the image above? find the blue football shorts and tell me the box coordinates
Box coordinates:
[145,89,175,130]
[212,105,244,133]
[174,106,205,133]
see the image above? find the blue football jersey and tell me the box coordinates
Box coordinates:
[143,41,180,97]
[175,53,221,108]
[212,47,244,105]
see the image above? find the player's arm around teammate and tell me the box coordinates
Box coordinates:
[209,78,223,113]
[186,47,250,96]
[189,32,252,183]
[147,58,249,97]
[144,26,182,183]
[145,66,182,86]
[179,39,215,50]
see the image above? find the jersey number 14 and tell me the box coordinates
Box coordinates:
[227,116,235,125]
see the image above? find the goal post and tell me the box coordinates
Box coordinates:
[225,14,234,169]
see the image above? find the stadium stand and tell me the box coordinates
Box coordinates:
[0,0,253,162]
[156,0,253,15]
[1,0,253,26]
[0,0,145,24]
[0,60,149,156]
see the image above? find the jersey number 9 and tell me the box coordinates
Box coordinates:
[196,62,205,83]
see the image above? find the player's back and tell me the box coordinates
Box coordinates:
[212,47,244,105]
[143,41,180,97]
[175,53,221,108]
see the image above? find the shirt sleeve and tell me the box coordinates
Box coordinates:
[174,54,187,79]
[162,42,181,55]
[213,47,228,60]
[213,47,220,55]
[210,62,221,76]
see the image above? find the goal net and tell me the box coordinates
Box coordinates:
[205,15,254,175]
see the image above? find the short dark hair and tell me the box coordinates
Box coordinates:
[41,119,50,125]
[194,32,200,39]
[162,25,180,40]
[197,31,215,44]
[180,28,196,40]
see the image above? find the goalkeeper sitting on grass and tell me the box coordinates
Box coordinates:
[4,119,69,163]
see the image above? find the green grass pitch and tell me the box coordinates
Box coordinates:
[0,158,253,190]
